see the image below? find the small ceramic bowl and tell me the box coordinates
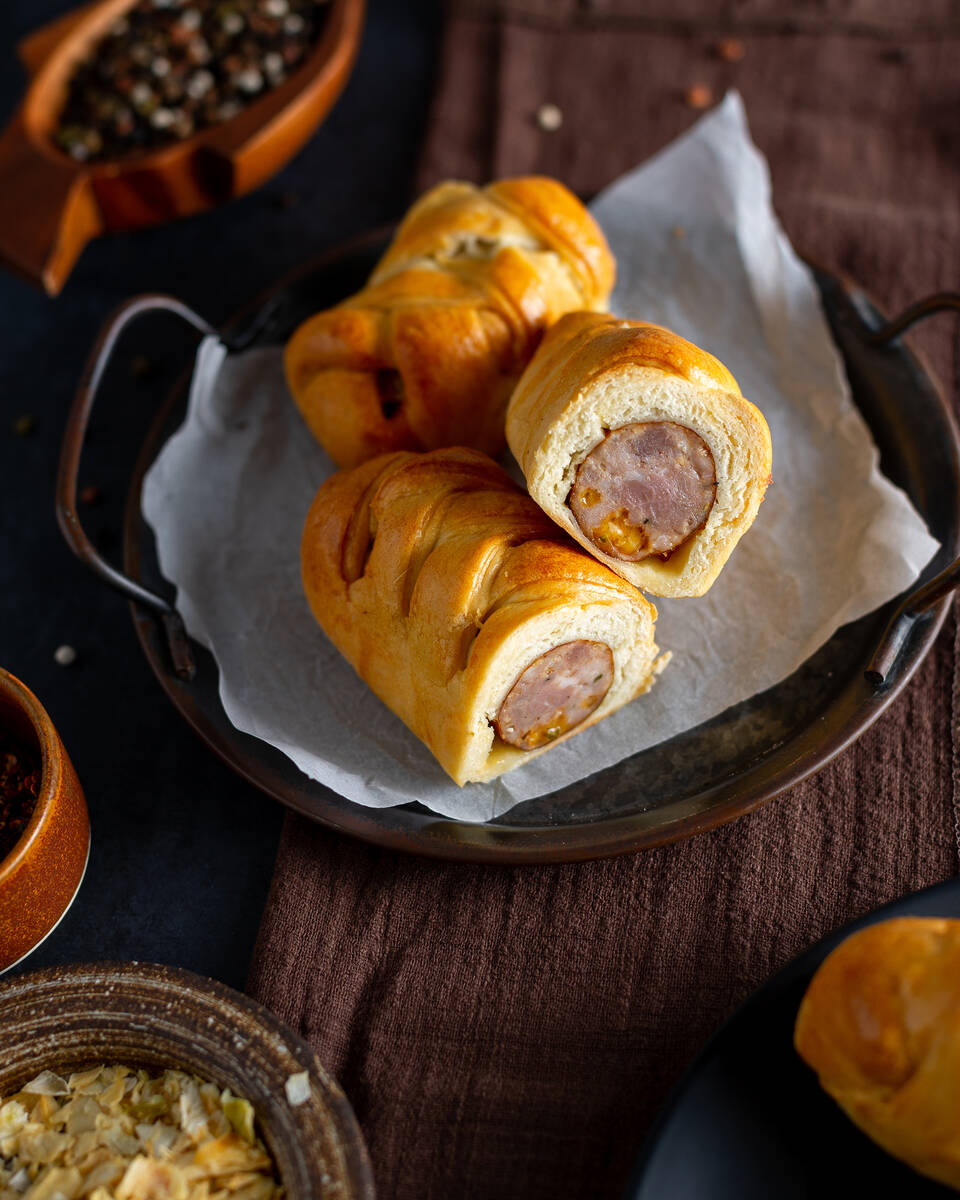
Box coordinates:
[0,962,375,1198]
[0,668,90,972]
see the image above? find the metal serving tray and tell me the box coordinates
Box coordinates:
[57,233,960,863]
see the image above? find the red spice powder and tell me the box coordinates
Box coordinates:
[0,738,41,863]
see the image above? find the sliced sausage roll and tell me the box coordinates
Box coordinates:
[301,447,666,786]
[506,312,773,598]
[285,177,615,469]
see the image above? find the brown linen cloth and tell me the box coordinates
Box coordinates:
[249,4,960,1197]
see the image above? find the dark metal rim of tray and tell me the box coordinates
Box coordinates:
[55,231,960,864]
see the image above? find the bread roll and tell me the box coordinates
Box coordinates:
[285,178,614,468]
[301,447,666,785]
[506,311,772,598]
[794,917,960,1190]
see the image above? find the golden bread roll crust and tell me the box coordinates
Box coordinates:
[505,311,772,598]
[301,448,666,785]
[794,917,960,1190]
[285,178,615,468]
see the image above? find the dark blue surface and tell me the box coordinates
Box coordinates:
[0,0,440,987]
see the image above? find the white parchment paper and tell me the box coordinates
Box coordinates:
[142,93,939,822]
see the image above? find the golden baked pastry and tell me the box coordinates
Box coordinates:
[301,447,666,785]
[285,177,615,468]
[794,917,960,1190]
[505,311,772,598]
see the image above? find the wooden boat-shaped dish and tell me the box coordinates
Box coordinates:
[0,0,364,295]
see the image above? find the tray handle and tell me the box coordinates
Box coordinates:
[56,294,226,681]
[865,291,960,685]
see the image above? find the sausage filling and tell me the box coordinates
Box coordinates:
[568,421,716,561]
[493,640,614,751]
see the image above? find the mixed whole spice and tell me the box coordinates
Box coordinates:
[0,739,40,864]
[53,0,331,163]
[0,1065,284,1200]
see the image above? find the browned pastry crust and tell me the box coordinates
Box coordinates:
[284,178,615,468]
[301,448,666,785]
[794,917,960,1190]
[506,311,773,598]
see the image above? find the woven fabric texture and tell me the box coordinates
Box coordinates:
[250,6,960,1196]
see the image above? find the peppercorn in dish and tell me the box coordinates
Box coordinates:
[53,0,331,163]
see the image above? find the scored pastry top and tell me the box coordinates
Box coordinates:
[369,178,616,313]
[284,178,615,469]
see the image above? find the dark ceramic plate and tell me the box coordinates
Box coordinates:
[625,877,960,1199]
[57,234,960,863]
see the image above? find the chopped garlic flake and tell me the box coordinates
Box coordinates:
[283,1073,310,1107]
[0,1066,283,1200]
[21,1073,70,1097]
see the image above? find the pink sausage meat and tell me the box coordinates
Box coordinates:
[569,421,716,560]
[494,640,614,751]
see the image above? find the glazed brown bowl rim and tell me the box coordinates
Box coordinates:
[0,959,376,1199]
[0,668,62,881]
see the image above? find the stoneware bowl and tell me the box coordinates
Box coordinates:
[0,668,90,972]
[0,961,376,1198]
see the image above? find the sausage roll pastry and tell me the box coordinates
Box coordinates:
[285,177,615,468]
[795,918,960,1191]
[301,448,666,786]
[506,312,773,598]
